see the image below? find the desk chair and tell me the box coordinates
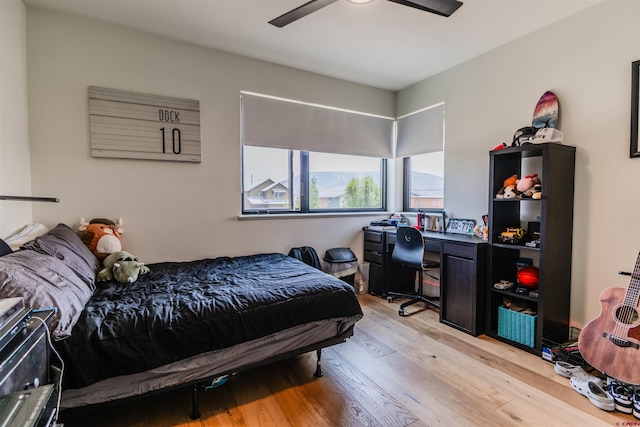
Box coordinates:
[387,226,440,316]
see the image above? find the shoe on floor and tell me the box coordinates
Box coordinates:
[633,389,640,419]
[608,381,634,414]
[570,377,615,411]
[555,361,603,384]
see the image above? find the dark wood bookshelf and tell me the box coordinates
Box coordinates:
[486,143,576,354]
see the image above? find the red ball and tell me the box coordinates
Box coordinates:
[517,266,539,287]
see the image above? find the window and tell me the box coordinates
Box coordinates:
[242,147,385,213]
[403,152,444,210]
[397,103,445,211]
[241,92,392,214]
[243,146,298,212]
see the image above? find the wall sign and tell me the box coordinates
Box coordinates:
[89,86,201,162]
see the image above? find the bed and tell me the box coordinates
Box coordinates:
[0,224,363,419]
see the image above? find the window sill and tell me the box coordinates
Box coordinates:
[238,212,394,221]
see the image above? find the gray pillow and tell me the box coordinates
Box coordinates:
[0,250,93,339]
[21,223,99,290]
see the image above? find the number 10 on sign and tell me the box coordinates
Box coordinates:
[161,128,182,154]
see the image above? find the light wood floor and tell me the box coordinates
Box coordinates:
[59,294,634,426]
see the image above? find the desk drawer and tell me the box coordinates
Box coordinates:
[364,240,383,253]
[364,251,383,265]
[387,233,396,245]
[425,240,442,253]
[364,230,383,244]
[443,242,474,259]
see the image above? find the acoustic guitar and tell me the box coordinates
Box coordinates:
[578,251,640,384]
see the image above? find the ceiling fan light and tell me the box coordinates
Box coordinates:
[347,0,375,4]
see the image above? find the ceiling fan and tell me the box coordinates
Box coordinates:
[269,0,463,28]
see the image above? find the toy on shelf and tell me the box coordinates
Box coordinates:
[499,227,526,245]
[496,174,520,199]
[517,266,539,288]
[496,173,542,200]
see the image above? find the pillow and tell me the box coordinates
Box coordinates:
[0,250,93,339]
[0,239,12,257]
[4,223,49,251]
[21,224,99,290]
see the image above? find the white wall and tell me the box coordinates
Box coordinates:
[25,8,394,264]
[397,0,640,326]
[22,1,640,326]
[0,0,34,237]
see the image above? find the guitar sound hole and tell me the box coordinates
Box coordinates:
[614,305,640,326]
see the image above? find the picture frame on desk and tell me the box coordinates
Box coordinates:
[418,209,445,232]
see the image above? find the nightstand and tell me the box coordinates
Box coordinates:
[0,308,57,426]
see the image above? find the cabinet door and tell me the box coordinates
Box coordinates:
[368,262,385,296]
[442,254,476,334]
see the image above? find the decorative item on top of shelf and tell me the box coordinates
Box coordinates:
[445,218,476,235]
[512,126,538,146]
[492,90,560,152]
[531,128,564,144]
[499,227,526,244]
[532,90,559,129]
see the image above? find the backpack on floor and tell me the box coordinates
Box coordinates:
[287,246,322,270]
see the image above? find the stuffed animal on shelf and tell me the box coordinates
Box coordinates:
[78,218,123,259]
[521,183,542,199]
[496,185,520,199]
[516,174,541,193]
[496,175,520,199]
[97,251,150,284]
[517,174,542,199]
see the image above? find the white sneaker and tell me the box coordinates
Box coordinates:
[570,377,615,411]
[555,361,603,384]
[607,381,634,414]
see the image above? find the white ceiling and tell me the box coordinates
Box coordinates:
[22,0,602,91]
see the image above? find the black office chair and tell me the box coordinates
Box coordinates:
[387,226,440,316]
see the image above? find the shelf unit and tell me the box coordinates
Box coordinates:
[486,143,576,354]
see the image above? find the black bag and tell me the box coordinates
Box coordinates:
[287,246,322,270]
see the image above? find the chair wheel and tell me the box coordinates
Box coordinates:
[387,297,393,303]
[398,308,405,316]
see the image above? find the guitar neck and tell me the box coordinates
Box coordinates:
[624,251,640,307]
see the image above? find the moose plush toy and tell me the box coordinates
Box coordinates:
[78,218,123,259]
[97,251,150,284]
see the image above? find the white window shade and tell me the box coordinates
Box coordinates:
[396,103,444,158]
[241,92,393,158]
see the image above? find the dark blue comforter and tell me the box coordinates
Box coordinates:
[55,253,363,389]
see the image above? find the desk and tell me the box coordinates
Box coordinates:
[363,227,487,336]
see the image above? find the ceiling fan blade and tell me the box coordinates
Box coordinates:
[269,0,339,28]
[387,0,463,17]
